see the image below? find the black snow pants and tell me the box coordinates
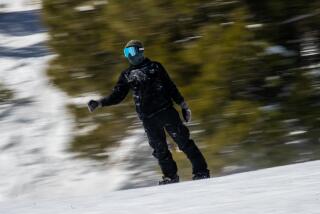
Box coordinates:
[142,106,208,178]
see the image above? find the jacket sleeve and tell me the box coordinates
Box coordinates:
[100,71,130,106]
[157,62,185,105]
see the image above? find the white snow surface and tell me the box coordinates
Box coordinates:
[1,160,320,214]
[0,0,41,12]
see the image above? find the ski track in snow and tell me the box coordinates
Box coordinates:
[0,0,157,202]
[1,160,320,214]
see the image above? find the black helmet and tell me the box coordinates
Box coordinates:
[125,40,143,49]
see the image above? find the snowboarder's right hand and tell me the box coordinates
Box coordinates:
[87,100,101,113]
[180,101,192,123]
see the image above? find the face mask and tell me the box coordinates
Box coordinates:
[124,46,145,65]
[128,53,145,65]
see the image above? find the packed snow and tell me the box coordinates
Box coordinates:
[1,160,320,214]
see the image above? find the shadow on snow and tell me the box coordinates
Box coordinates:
[0,10,45,36]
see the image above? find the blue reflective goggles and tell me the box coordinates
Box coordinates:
[123,46,144,58]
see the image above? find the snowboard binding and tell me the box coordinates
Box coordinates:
[159,175,180,185]
[192,171,210,180]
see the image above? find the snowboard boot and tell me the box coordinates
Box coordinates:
[192,171,210,180]
[159,174,180,185]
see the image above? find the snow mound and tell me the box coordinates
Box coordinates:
[0,0,41,12]
[1,160,320,214]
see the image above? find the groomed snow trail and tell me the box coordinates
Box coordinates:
[1,160,320,214]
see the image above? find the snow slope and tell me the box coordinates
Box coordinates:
[1,160,319,214]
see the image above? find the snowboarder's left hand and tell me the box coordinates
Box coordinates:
[180,101,191,123]
[87,100,101,112]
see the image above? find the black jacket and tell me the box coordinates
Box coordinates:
[100,58,185,119]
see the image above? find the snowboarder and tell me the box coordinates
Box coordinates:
[88,40,210,185]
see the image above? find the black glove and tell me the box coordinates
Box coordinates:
[88,100,101,112]
[180,101,192,123]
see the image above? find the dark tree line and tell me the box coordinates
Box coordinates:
[42,0,320,175]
